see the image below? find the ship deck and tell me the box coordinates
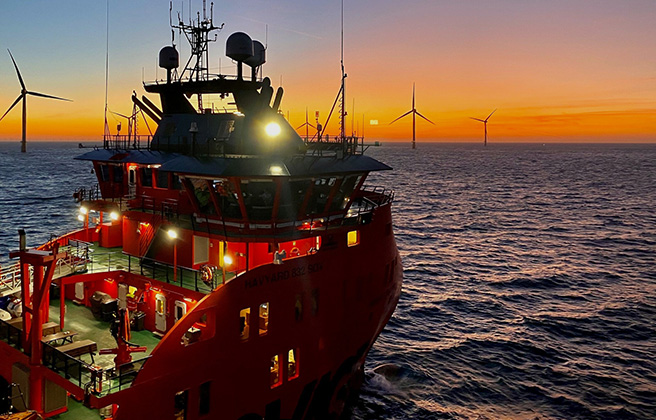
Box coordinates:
[47,299,161,370]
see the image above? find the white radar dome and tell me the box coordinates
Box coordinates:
[244,40,266,67]
[226,32,254,62]
[159,46,179,69]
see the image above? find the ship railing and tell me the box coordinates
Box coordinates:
[42,341,151,396]
[73,184,101,203]
[131,196,179,222]
[304,134,367,156]
[0,318,23,350]
[139,257,219,294]
[0,263,22,297]
[102,135,152,151]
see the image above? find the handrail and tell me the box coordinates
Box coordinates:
[42,341,151,396]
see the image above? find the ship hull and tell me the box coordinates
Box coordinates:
[103,204,402,420]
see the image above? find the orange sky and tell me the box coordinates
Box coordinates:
[0,1,654,143]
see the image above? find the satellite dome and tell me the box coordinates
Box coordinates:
[159,46,179,69]
[244,40,266,67]
[226,32,254,62]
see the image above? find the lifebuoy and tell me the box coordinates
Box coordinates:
[200,265,214,285]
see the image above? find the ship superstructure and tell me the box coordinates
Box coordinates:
[0,3,402,419]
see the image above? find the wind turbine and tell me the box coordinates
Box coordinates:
[390,83,434,149]
[296,107,316,142]
[0,49,72,153]
[470,109,496,146]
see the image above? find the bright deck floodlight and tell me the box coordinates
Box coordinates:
[265,122,281,137]
[167,229,178,239]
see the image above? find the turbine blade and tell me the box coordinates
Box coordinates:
[389,110,413,125]
[415,111,435,125]
[0,95,23,122]
[27,91,72,102]
[485,108,497,122]
[111,110,131,120]
[470,117,485,123]
[296,122,307,130]
[7,49,26,91]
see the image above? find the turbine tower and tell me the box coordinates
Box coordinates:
[296,107,316,142]
[0,49,72,153]
[390,83,434,149]
[470,109,496,146]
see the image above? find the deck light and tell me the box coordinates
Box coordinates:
[265,122,281,137]
[110,211,119,221]
[269,165,283,175]
[223,255,233,266]
[77,214,85,222]
[80,206,88,215]
[167,229,178,240]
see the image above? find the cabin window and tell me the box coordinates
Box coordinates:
[278,179,311,221]
[174,389,188,420]
[241,179,276,221]
[98,164,110,182]
[141,167,153,187]
[239,308,250,341]
[172,175,183,190]
[288,349,299,380]
[347,230,360,247]
[112,166,124,183]
[306,177,336,215]
[156,169,169,189]
[270,355,282,388]
[311,289,319,316]
[295,294,303,322]
[181,310,215,346]
[212,179,241,219]
[259,302,269,336]
[199,381,211,415]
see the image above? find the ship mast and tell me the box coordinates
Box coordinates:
[171,0,224,109]
[339,0,347,147]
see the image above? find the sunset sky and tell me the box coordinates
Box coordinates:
[0,0,654,143]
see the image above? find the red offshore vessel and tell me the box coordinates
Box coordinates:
[0,4,402,420]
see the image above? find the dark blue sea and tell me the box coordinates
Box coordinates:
[1,141,655,420]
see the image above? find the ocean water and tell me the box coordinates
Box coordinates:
[1,141,655,420]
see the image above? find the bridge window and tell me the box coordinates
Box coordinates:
[288,349,299,380]
[212,179,241,218]
[347,230,360,247]
[241,179,276,221]
[190,179,215,215]
[278,179,311,221]
[239,308,250,341]
[329,174,362,212]
[270,355,282,388]
[259,302,269,335]
[306,177,336,215]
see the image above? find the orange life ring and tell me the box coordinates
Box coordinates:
[200,265,214,285]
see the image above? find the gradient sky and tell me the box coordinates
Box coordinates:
[0,0,654,143]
